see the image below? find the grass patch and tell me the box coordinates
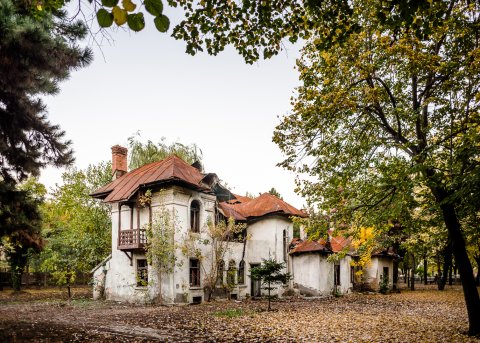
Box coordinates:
[213,308,245,318]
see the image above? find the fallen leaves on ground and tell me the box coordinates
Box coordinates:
[0,285,478,342]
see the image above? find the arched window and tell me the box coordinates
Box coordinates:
[238,260,245,285]
[190,200,200,232]
[217,260,225,286]
[227,260,236,285]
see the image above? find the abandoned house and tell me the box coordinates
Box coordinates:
[91,145,396,303]
[91,145,307,303]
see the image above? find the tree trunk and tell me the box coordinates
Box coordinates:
[267,280,271,311]
[410,254,415,291]
[433,189,480,336]
[449,263,453,286]
[475,257,480,287]
[11,266,22,292]
[423,254,428,285]
[439,242,452,291]
[392,258,399,291]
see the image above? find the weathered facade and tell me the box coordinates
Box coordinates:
[91,146,306,303]
[289,238,396,295]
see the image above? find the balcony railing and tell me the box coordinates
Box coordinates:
[118,229,147,251]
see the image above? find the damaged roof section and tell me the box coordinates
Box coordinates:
[91,149,306,221]
[219,193,307,220]
[290,236,353,255]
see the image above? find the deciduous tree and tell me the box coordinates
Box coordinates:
[273,0,480,335]
[39,162,112,297]
[128,133,203,170]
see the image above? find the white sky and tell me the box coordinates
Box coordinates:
[40,6,306,208]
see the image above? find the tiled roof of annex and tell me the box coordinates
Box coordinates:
[91,155,210,203]
[219,192,307,220]
[289,236,352,255]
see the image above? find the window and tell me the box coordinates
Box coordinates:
[334,264,341,286]
[227,260,236,285]
[190,200,200,232]
[283,230,287,262]
[238,260,245,285]
[350,266,355,284]
[136,259,148,286]
[217,260,225,286]
[190,258,200,287]
[383,267,389,281]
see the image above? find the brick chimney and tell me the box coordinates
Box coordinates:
[111,145,128,179]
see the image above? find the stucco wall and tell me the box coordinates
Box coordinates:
[291,253,353,296]
[364,256,394,290]
[99,185,295,303]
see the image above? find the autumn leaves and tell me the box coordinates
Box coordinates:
[97,0,170,32]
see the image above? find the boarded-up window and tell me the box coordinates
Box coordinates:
[190,200,200,233]
[190,258,200,287]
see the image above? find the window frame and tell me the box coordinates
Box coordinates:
[334,264,341,286]
[136,259,148,287]
[190,200,201,233]
[238,260,245,285]
[189,258,201,287]
[227,260,236,285]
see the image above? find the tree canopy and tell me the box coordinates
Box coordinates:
[40,162,112,286]
[128,133,203,170]
[0,0,91,183]
[273,0,480,334]
[0,0,91,269]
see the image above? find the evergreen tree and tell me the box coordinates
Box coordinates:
[250,259,291,311]
[0,0,92,286]
[0,0,91,183]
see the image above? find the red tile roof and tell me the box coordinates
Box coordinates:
[290,236,353,255]
[218,202,247,221]
[91,155,210,202]
[290,240,329,254]
[220,193,307,220]
[226,193,253,204]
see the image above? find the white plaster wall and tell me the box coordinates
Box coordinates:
[364,257,394,290]
[291,254,353,296]
[101,186,297,303]
[364,256,393,290]
[291,253,334,296]
[339,256,353,294]
[245,216,293,297]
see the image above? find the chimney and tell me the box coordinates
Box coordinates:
[111,145,128,179]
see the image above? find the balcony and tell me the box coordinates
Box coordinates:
[118,229,147,251]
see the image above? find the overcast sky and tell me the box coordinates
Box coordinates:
[40,6,305,208]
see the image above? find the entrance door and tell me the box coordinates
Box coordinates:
[250,263,261,297]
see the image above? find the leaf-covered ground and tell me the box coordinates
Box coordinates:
[0,285,479,342]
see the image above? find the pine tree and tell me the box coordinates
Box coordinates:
[0,0,92,288]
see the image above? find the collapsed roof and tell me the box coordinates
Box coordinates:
[289,236,353,255]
